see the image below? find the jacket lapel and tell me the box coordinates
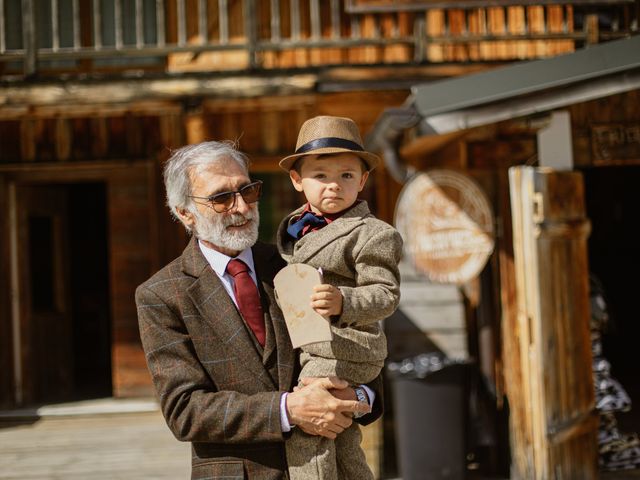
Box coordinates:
[182,238,275,390]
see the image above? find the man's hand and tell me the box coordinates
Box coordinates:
[311,284,343,317]
[298,377,359,403]
[286,377,371,439]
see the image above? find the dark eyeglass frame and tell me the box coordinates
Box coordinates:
[189,180,263,213]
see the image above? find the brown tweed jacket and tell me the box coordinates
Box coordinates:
[136,238,382,479]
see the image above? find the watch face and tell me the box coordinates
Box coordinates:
[355,388,367,403]
[354,387,368,419]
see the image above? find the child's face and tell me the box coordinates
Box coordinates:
[289,153,369,215]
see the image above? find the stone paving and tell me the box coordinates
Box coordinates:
[1,398,640,479]
[0,400,190,480]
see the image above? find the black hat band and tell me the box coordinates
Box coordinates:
[295,137,364,155]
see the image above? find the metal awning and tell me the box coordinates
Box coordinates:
[366,35,640,181]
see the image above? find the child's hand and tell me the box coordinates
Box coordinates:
[311,284,343,318]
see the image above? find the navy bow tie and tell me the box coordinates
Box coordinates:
[287,211,327,239]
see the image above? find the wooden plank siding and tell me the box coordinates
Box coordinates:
[0,90,410,405]
[107,164,156,397]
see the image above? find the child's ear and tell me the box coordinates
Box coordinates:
[289,170,304,192]
[358,171,370,191]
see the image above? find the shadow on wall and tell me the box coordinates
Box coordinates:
[385,309,447,363]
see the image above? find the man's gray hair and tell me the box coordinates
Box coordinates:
[164,141,250,225]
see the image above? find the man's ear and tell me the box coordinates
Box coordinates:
[175,206,196,228]
[358,171,370,192]
[289,170,304,193]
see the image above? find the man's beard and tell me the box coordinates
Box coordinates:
[191,205,260,253]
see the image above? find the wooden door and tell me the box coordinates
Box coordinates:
[506,166,597,479]
[11,184,74,405]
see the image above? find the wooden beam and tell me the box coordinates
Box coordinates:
[400,130,469,162]
[202,94,316,113]
[0,101,182,121]
[0,75,317,109]
[0,160,152,178]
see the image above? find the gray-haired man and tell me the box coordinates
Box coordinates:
[136,141,381,479]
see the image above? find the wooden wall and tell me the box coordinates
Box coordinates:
[108,164,157,397]
[0,89,409,404]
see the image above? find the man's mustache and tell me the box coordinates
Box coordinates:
[222,212,255,227]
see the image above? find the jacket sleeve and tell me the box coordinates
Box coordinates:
[356,373,384,426]
[337,227,403,328]
[136,285,285,445]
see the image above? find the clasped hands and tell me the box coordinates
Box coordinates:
[285,377,371,439]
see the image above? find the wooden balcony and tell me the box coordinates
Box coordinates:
[1,0,638,79]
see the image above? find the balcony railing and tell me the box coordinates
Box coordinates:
[1,0,638,78]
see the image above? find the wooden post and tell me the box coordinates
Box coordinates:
[497,168,534,478]
[184,110,208,144]
[160,114,183,151]
[585,14,600,45]
[21,0,37,77]
[55,118,72,161]
[20,119,37,162]
[261,110,280,155]
[91,117,109,159]
[508,166,597,479]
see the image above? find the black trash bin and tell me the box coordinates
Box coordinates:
[387,353,469,480]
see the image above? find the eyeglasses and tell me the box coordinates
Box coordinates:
[189,180,263,213]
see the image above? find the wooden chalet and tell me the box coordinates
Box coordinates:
[1,0,639,477]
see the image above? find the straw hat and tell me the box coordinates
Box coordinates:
[279,115,381,171]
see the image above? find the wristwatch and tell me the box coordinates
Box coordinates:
[353,387,369,419]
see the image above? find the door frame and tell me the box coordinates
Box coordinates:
[0,160,156,406]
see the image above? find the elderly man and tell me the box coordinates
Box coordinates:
[136,141,381,479]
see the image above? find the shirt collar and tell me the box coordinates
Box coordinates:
[299,202,348,223]
[198,240,256,277]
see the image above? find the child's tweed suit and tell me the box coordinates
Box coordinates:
[277,200,402,480]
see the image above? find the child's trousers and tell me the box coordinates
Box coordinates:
[286,422,374,480]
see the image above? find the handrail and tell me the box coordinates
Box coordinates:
[0,0,638,78]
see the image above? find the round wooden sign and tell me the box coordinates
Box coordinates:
[395,170,495,284]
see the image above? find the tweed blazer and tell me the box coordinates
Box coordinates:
[276,201,403,367]
[136,238,382,479]
[137,239,294,479]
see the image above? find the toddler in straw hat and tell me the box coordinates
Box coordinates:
[276,116,403,480]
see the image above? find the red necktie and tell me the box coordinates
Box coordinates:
[226,259,266,347]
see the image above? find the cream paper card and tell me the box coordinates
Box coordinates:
[274,264,333,348]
